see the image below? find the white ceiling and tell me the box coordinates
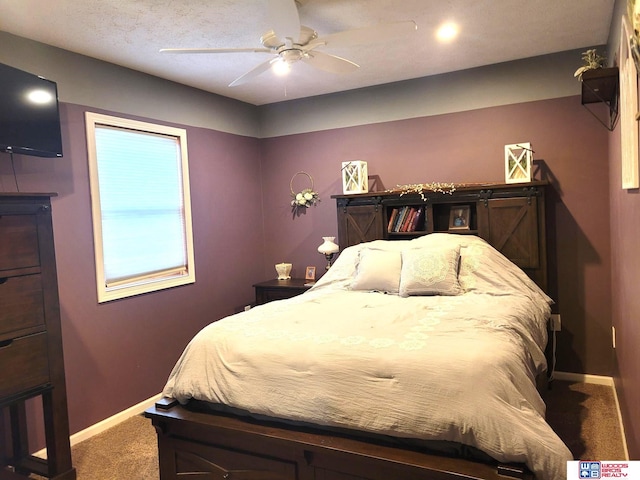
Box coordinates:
[0,0,615,106]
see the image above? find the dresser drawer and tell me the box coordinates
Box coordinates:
[0,215,40,272]
[0,274,45,338]
[0,332,50,398]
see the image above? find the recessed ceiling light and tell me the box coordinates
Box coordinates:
[436,22,459,43]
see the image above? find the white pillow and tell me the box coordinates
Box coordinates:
[350,247,402,293]
[399,245,462,297]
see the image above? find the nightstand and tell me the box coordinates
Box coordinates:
[253,278,312,305]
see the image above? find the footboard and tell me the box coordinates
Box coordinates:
[145,400,534,480]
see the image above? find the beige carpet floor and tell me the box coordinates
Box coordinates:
[66,415,158,480]
[29,380,625,479]
[26,415,158,480]
[542,380,627,461]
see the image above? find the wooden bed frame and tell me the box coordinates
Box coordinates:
[145,183,552,480]
[145,398,533,480]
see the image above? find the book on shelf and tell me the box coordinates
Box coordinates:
[396,206,409,232]
[387,206,426,233]
[387,208,399,233]
[390,206,403,232]
[401,207,416,232]
[410,206,424,232]
[407,207,422,232]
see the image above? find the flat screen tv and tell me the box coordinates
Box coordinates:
[0,62,63,158]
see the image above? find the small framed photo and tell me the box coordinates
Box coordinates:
[305,266,316,281]
[448,205,471,231]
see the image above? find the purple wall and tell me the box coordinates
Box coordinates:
[262,95,612,376]
[2,102,265,442]
[609,120,640,458]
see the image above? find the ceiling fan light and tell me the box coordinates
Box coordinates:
[272,58,291,76]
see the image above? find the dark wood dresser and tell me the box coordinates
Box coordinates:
[0,193,75,479]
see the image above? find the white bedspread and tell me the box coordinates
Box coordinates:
[163,235,573,480]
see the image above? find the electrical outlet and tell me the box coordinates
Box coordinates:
[612,326,616,349]
[550,314,561,331]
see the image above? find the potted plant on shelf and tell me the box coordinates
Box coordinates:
[575,48,619,131]
[574,49,607,80]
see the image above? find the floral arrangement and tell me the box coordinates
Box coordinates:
[290,171,319,212]
[574,49,606,80]
[291,188,319,208]
[388,182,458,201]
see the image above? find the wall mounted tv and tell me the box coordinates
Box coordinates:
[0,62,63,158]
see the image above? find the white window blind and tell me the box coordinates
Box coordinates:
[85,112,195,302]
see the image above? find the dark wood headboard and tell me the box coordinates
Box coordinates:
[332,181,553,297]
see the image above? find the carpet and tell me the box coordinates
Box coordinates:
[69,415,158,480]
[542,380,626,461]
[28,415,158,480]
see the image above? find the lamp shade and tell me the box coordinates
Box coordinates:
[318,236,339,255]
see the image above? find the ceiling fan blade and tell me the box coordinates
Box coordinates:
[229,58,278,87]
[268,0,301,43]
[302,51,359,74]
[160,47,272,54]
[309,20,417,49]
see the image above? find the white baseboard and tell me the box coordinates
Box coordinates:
[552,371,629,460]
[34,392,162,459]
[553,371,614,385]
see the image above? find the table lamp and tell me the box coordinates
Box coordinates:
[318,236,339,270]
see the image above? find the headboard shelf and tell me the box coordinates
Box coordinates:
[332,181,551,294]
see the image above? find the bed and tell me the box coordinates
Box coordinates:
[146,233,572,480]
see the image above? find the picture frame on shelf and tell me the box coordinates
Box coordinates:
[305,266,316,281]
[448,205,470,231]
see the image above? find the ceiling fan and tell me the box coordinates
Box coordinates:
[160,0,417,87]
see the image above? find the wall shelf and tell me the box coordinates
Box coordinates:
[580,67,620,131]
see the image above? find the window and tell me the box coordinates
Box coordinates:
[85,112,195,302]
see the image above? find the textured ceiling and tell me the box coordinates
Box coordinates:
[0,0,615,106]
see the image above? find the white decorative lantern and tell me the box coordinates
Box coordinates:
[341,161,368,194]
[504,143,533,184]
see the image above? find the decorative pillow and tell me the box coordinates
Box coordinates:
[399,245,462,297]
[350,247,402,293]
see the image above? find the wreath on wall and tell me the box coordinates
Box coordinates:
[290,171,319,213]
